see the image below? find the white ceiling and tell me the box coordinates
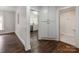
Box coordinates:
[0,6,72,12]
[0,6,17,11]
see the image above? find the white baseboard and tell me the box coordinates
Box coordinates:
[15,32,31,51]
[38,37,59,41]
[0,31,15,34]
[15,32,25,46]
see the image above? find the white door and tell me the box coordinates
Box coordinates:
[48,7,57,39]
[38,6,57,40]
[38,7,48,39]
[60,9,76,46]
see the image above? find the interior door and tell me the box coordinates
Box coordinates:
[38,6,57,40]
[38,7,48,39]
[48,7,57,39]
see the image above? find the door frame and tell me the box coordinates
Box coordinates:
[57,6,76,43]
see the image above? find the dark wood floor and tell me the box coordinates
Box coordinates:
[0,33,25,53]
[0,32,79,53]
[30,31,79,53]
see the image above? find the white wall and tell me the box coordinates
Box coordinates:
[60,10,75,36]
[0,11,15,34]
[57,7,79,48]
[15,6,31,51]
[15,6,40,51]
[30,6,40,11]
[75,7,79,48]
[0,6,16,12]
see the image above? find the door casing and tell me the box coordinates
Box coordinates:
[57,6,76,46]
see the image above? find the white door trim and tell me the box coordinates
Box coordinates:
[57,6,76,42]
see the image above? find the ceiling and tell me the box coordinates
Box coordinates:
[0,6,17,11]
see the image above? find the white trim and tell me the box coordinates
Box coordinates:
[57,6,77,47]
[58,6,74,11]
[56,7,60,40]
[15,32,31,51]
[25,6,31,51]
[0,31,15,34]
[57,6,76,41]
[15,32,25,46]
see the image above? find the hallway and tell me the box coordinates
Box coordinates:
[30,31,58,53]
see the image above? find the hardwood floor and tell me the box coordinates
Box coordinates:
[54,41,79,53]
[0,33,25,53]
[0,32,79,53]
[30,31,79,53]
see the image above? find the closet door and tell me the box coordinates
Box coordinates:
[48,7,57,39]
[38,6,48,39]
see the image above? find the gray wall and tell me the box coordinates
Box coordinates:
[0,11,15,34]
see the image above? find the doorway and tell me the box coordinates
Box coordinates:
[30,9,39,43]
[59,7,76,46]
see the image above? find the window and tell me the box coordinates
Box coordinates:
[0,16,3,30]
